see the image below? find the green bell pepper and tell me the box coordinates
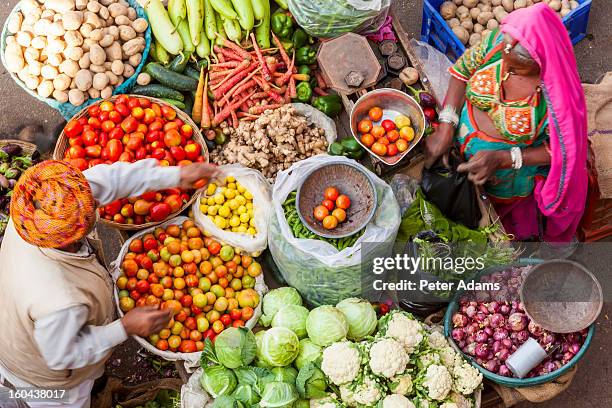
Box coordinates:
[271,10,293,39]
[292,28,309,49]
[312,95,343,117]
[328,142,345,156]
[295,46,317,65]
[295,82,313,103]
[280,40,294,54]
[297,65,311,76]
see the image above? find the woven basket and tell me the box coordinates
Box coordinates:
[0,0,151,120]
[53,95,209,231]
[0,139,38,157]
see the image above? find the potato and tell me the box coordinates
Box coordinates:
[90,64,106,73]
[469,33,482,46]
[66,31,84,48]
[136,72,151,86]
[4,43,25,73]
[100,85,113,99]
[128,53,141,67]
[487,19,499,29]
[108,3,128,18]
[99,34,114,47]
[89,28,104,41]
[480,4,492,12]
[103,61,112,70]
[83,38,96,52]
[83,11,102,29]
[106,25,120,40]
[20,0,40,15]
[514,0,527,9]
[47,53,64,67]
[64,45,84,61]
[37,80,54,98]
[92,72,109,90]
[41,65,59,80]
[69,89,86,105]
[131,18,148,33]
[7,12,23,34]
[79,23,94,38]
[49,21,66,37]
[53,73,71,91]
[60,58,80,77]
[111,59,124,75]
[448,18,461,28]
[15,31,32,48]
[473,23,484,33]
[122,38,144,56]
[502,0,514,11]
[63,11,84,31]
[79,52,91,68]
[53,89,69,102]
[477,11,495,25]
[127,7,137,20]
[24,47,40,63]
[549,0,562,11]
[41,9,56,21]
[453,0,462,4]
[98,5,110,20]
[570,1,579,9]
[105,16,115,26]
[75,69,93,90]
[5,36,17,46]
[119,26,137,42]
[87,87,101,98]
[106,71,119,85]
[87,1,102,13]
[27,60,43,76]
[33,19,51,36]
[46,0,76,13]
[452,26,470,44]
[463,0,478,7]
[89,44,106,65]
[494,8,508,21]
[105,42,122,60]
[24,75,40,90]
[115,15,131,26]
[492,0,502,5]
[461,19,474,32]
[440,1,458,19]
[470,7,481,19]
[456,5,470,19]
[100,0,113,5]
[76,0,88,10]
[123,63,134,78]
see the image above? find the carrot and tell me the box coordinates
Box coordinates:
[238,112,259,119]
[210,61,241,69]
[314,87,329,96]
[218,67,261,106]
[192,67,205,124]
[283,83,291,103]
[213,91,256,126]
[250,33,272,81]
[219,38,251,60]
[275,52,295,86]
[231,110,238,128]
[252,75,270,92]
[271,32,292,68]
[267,89,284,104]
[210,70,235,80]
[240,102,250,112]
[201,73,211,129]
[252,91,269,99]
[249,104,283,115]
[227,79,257,102]
[315,71,327,88]
[211,60,252,91]
[289,76,296,99]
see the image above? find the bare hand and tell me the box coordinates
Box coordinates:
[424,123,454,168]
[179,163,220,190]
[121,306,172,337]
[456,150,510,185]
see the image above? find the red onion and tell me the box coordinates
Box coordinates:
[492,340,502,353]
[475,330,489,343]
[465,343,477,356]
[490,313,505,328]
[475,343,489,358]
[508,313,528,331]
[562,352,575,363]
[484,327,494,337]
[528,321,544,336]
[465,305,477,318]
[516,330,529,343]
[499,303,511,315]
[502,338,513,349]
[452,328,465,342]
[466,323,479,335]
[539,332,556,347]
[487,301,500,313]
[497,348,511,362]
[452,313,468,328]
[475,312,487,323]
[466,335,475,344]
[498,364,511,377]
[457,340,466,349]
[493,328,509,341]
[569,343,581,354]
[484,359,499,373]
[478,304,490,314]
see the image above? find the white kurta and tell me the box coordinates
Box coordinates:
[0,159,181,407]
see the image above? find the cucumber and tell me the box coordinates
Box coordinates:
[184,66,200,81]
[183,93,194,115]
[168,52,192,73]
[132,84,186,101]
[145,62,198,91]
[161,98,186,110]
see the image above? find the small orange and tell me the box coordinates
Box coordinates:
[322,215,338,230]
[332,208,346,223]
[361,133,375,147]
[358,119,373,134]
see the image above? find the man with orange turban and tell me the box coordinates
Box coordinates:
[0,158,218,407]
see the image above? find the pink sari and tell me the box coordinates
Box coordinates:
[498,4,588,242]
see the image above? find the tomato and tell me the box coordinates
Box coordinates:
[396,138,409,152]
[381,119,396,132]
[87,117,101,129]
[68,137,83,147]
[126,136,142,151]
[336,194,351,209]
[371,142,387,156]
[150,202,172,222]
[387,129,400,142]
[185,274,199,288]
[361,133,375,147]
[241,307,254,321]
[85,145,101,158]
[68,145,86,159]
[313,205,329,221]
[132,107,145,120]
[161,105,177,121]
[81,130,97,146]
[387,143,399,156]
[121,116,139,133]
[68,158,88,171]
[98,132,108,147]
[88,105,101,117]
[149,119,163,132]
[115,103,130,117]
[99,111,110,122]
[332,208,346,222]
[230,309,242,321]
[371,125,386,139]
[88,159,104,168]
[163,129,182,148]
[64,120,83,138]
[322,215,338,230]
[170,146,186,161]
[399,126,415,142]
[168,335,181,350]
[143,108,156,124]
[220,314,232,327]
[208,242,221,255]
[378,136,390,146]
[118,151,134,163]
[322,199,335,211]
[116,95,130,106]
[135,146,147,161]
[156,339,169,351]
[324,186,339,201]
[184,142,201,161]
[203,328,215,340]
[136,280,150,294]
[106,139,123,162]
[101,120,115,133]
[107,127,122,141]
[358,119,373,134]
[151,148,166,160]
[109,111,122,124]
[181,295,194,308]
[368,106,383,122]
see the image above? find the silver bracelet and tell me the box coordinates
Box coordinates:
[438,105,459,128]
[510,147,523,170]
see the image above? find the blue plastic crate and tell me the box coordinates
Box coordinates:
[422,0,592,61]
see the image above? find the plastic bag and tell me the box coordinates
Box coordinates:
[292,103,337,145]
[268,155,400,306]
[288,0,392,38]
[390,174,421,215]
[180,368,210,408]
[193,165,272,255]
[409,39,453,107]
[110,216,268,370]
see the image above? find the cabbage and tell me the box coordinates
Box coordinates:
[294,339,323,370]
[305,306,348,346]
[271,366,298,384]
[272,305,310,339]
[259,381,298,408]
[255,331,272,368]
[212,395,244,408]
[261,327,300,367]
[232,384,260,405]
[296,363,328,399]
[261,287,303,326]
[200,365,237,398]
[336,298,377,341]
[215,327,257,369]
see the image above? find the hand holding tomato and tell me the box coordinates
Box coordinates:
[179,162,220,189]
[121,305,172,337]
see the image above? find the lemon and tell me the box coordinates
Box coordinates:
[226,176,236,183]
[247,227,256,235]
[206,183,217,196]
[224,189,236,199]
[218,205,231,218]
[228,199,239,210]
[236,205,246,215]
[200,204,208,214]
[248,209,254,218]
[230,215,241,227]
[240,212,250,223]
[244,190,253,200]
[236,195,247,206]
[207,215,214,221]
[207,206,218,216]
[200,197,206,204]
[246,202,253,210]
[231,227,239,232]
[237,184,246,193]
[214,216,227,229]
[249,218,256,227]
[214,193,225,205]
[206,197,215,206]
[227,182,237,190]
[237,225,247,233]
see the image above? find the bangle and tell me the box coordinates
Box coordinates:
[438,105,459,128]
[510,147,523,170]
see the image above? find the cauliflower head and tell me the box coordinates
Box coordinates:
[438,347,461,372]
[381,394,416,408]
[381,312,424,354]
[439,403,458,408]
[322,342,361,386]
[352,377,383,407]
[427,330,449,350]
[389,373,413,396]
[452,361,482,395]
[449,392,473,408]
[310,395,344,408]
[369,338,409,378]
[418,351,441,369]
[422,364,452,401]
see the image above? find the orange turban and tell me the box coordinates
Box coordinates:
[10,160,96,248]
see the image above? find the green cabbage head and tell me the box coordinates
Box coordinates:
[336,298,377,341]
[305,305,348,346]
[272,305,310,339]
[261,327,300,367]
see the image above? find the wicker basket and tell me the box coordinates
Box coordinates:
[0,139,38,157]
[0,0,151,120]
[53,95,209,231]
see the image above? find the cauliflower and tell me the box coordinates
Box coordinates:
[422,365,452,401]
[381,394,416,408]
[389,373,413,396]
[352,377,383,406]
[321,342,361,385]
[310,395,344,408]
[381,312,424,354]
[449,392,473,408]
[339,385,356,407]
[418,352,441,368]
[369,338,409,378]
[427,330,449,349]
[439,403,458,408]
[439,347,461,372]
[452,361,482,395]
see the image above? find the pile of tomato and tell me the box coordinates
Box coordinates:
[313,187,351,230]
[61,95,206,225]
[116,220,262,353]
[357,106,416,158]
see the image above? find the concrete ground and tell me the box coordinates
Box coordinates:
[1,0,611,406]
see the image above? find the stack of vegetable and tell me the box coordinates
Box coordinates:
[0,143,40,244]
[450,265,589,378]
[197,288,483,408]
[4,0,148,106]
[199,176,257,235]
[439,0,581,46]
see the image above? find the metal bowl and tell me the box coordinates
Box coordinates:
[350,88,426,166]
[296,160,377,239]
[520,260,603,333]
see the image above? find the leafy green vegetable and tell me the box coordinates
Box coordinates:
[272,305,310,339]
[259,382,298,408]
[296,364,328,399]
[231,384,260,405]
[336,298,377,341]
[255,331,273,368]
[200,365,238,398]
[212,395,244,408]
[294,339,323,370]
[293,399,310,408]
[215,327,257,369]
[260,287,303,327]
[271,367,298,384]
[305,306,348,346]
[261,327,300,367]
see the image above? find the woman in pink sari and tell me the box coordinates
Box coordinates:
[425,3,588,243]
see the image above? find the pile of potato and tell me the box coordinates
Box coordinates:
[4,0,148,106]
[440,0,580,46]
